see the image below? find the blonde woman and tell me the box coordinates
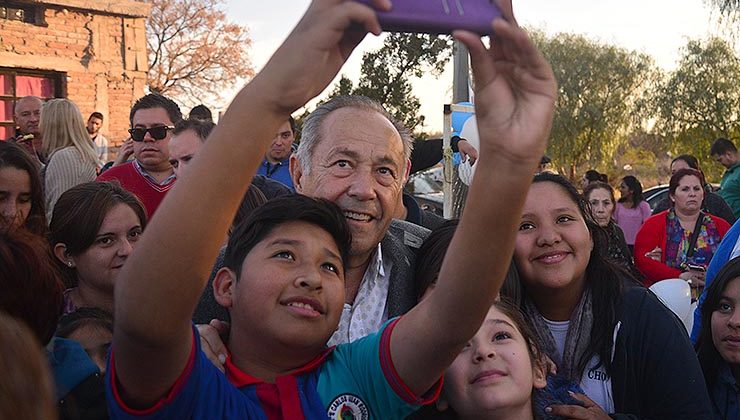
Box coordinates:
[41,98,99,220]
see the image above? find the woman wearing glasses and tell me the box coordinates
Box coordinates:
[96,93,182,217]
[41,99,99,221]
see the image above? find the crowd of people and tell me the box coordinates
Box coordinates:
[1,0,740,419]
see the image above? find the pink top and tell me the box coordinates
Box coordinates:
[614,201,652,245]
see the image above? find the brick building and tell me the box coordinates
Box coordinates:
[0,0,150,149]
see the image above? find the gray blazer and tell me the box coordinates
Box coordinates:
[383,219,429,317]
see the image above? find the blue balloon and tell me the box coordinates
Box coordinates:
[451,101,474,137]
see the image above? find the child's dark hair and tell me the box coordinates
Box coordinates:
[696,256,740,388]
[224,195,352,278]
[415,219,521,302]
[56,307,114,338]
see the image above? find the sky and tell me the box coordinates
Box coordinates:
[224,0,722,133]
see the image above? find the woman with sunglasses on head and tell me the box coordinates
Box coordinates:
[0,141,47,234]
[97,93,182,217]
[40,98,99,221]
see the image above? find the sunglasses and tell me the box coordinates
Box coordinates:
[128,126,174,142]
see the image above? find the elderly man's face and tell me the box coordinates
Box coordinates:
[292,107,409,259]
[14,97,42,136]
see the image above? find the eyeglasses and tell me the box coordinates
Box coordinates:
[128,126,174,142]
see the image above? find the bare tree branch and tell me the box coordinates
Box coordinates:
[145,0,254,107]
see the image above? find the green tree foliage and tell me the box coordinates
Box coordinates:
[532,32,655,180]
[651,37,740,181]
[328,33,452,133]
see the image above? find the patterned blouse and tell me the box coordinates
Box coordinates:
[665,210,723,271]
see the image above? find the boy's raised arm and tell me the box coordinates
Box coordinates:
[390,0,558,396]
[111,0,389,407]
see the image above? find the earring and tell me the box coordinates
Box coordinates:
[67,261,73,267]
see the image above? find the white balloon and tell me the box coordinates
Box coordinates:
[649,279,692,334]
[457,117,479,186]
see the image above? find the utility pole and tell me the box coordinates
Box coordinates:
[444,40,471,218]
[452,41,470,103]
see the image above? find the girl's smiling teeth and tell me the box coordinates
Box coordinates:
[535,251,569,264]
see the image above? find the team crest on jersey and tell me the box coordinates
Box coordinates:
[327,394,369,420]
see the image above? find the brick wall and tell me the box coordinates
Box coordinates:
[0,0,150,155]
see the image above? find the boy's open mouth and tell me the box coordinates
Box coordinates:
[281,297,324,316]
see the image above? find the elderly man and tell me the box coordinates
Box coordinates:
[290,96,428,345]
[97,93,181,217]
[10,96,44,162]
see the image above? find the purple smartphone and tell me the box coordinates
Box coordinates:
[354,0,501,35]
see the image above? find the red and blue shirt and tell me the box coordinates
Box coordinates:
[106,319,440,419]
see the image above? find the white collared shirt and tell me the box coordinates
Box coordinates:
[328,244,392,346]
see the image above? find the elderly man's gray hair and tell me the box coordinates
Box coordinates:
[295,96,413,175]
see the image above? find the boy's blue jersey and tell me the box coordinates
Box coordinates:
[106,319,440,419]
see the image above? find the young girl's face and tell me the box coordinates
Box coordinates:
[711,276,740,366]
[442,306,546,418]
[514,182,592,295]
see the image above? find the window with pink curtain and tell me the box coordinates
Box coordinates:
[1,99,12,139]
[0,70,62,140]
[0,100,12,123]
[0,74,12,96]
[16,75,53,98]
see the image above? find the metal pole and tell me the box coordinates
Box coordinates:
[452,41,470,103]
[443,105,453,218]
[442,103,475,218]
